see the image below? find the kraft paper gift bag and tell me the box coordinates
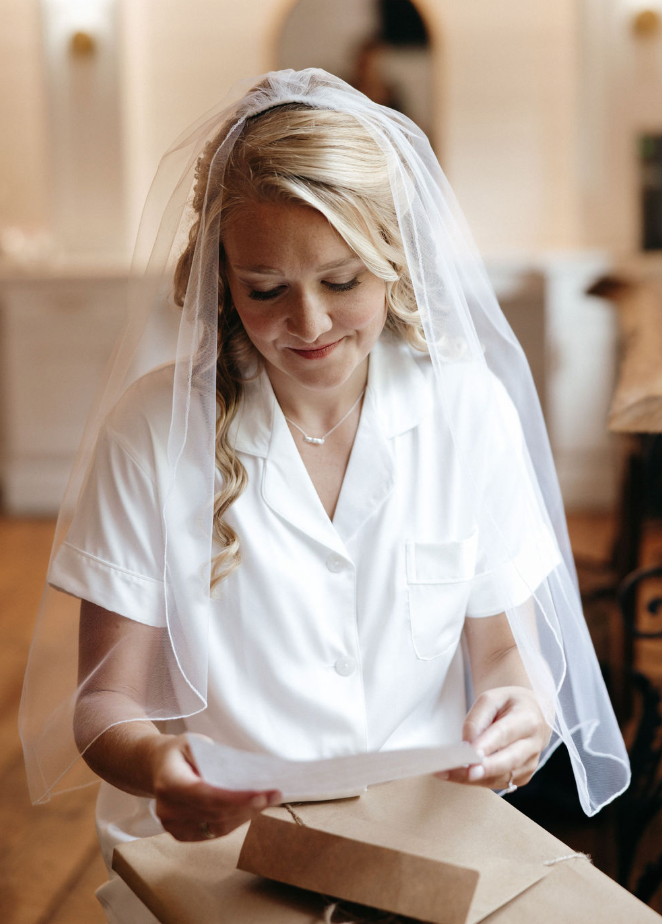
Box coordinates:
[238,777,550,924]
[113,776,662,924]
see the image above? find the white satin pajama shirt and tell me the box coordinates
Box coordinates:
[49,333,557,923]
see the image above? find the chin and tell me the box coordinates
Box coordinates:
[288,358,358,386]
[290,370,354,391]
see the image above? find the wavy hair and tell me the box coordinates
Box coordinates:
[173,104,426,591]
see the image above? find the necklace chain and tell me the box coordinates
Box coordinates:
[283,389,366,445]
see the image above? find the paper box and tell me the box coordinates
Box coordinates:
[113,776,662,924]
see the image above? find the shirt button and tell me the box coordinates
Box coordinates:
[334,656,357,677]
[326,554,344,573]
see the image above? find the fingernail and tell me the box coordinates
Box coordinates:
[267,792,282,806]
[468,765,485,781]
[474,748,485,761]
[250,795,268,809]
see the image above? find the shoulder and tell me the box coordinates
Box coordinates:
[368,333,432,436]
[374,333,522,446]
[374,330,505,403]
[372,330,430,377]
[433,357,524,457]
[370,331,434,403]
[103,363,176,468]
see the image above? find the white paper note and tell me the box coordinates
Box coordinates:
[187,736,482,802]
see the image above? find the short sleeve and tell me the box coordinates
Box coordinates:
[48,425,167,627]
[466,378,561,618]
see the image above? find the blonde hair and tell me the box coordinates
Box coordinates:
[174,104,426,590]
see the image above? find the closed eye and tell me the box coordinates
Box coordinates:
[323,277,361,293]
[247,277,361,301]
[248,286,285,302]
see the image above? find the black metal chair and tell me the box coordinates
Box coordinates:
[613,565,662,903]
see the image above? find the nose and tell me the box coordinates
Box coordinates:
[285,290,333,343]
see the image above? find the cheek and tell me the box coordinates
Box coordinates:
[345,287,388,332]
[234,303,279,341]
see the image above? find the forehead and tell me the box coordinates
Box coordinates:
[223,200,356,271]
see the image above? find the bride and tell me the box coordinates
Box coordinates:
[21,69,629,924]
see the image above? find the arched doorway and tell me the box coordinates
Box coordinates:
[276,0,434,141]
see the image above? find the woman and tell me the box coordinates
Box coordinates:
[20,69,629,924]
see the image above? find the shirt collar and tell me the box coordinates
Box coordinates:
[230,331,430,458]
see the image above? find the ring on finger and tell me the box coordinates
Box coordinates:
[199,820,216,840]
[506,773,517,794]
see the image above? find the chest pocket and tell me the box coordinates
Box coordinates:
[405,531,478,660]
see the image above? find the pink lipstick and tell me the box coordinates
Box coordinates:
[287,339,341,360]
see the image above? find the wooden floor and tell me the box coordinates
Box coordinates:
[0,519,106,924]
[1,513,662,923]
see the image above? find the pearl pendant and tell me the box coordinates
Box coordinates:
[303,436,325,445]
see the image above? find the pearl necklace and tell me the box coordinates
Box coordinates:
[283,389,366,445]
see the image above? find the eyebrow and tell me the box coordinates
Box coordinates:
[233,256,362,275]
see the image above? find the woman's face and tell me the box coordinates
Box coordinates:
[223,200,388,395]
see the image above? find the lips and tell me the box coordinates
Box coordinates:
[286,339,342,359]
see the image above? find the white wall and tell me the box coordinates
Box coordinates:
[0,0,588,257]
[117,0,584,256]
[120,0,279,239]
[0,0,48,233]
[580,0,662,253]
[41,0,127,257]
[6,0,662,257]
[431,0,582,255]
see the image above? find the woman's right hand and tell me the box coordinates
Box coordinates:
[76,604,281,840]
[150,733,282,841]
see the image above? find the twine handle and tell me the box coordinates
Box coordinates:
[543,851,592,866]
[283,803,306,826]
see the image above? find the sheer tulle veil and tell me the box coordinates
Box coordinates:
[19,68,629,814]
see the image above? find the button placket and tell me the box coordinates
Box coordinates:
[324,552,358,679]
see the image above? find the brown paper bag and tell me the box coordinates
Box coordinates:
[113,776,662,924]
[237,778,549,924]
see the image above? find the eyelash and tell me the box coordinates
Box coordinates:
[247,277,361,302]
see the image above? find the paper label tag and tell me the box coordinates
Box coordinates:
[187,737,481,801]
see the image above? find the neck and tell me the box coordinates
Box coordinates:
[266,359,369,432]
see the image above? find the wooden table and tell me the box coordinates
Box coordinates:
[113,778,661,924]
[602,278,662,434]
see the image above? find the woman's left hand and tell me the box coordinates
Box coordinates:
[437,686,550,790]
